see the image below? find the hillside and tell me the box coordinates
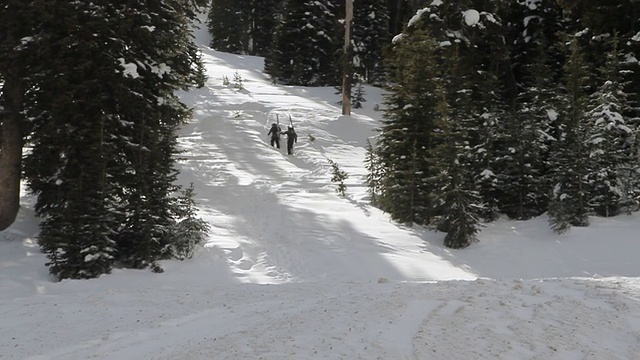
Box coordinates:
[1,19,639,360]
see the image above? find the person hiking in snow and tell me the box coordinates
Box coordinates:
[282,126,297,155]
[268,123,281,149]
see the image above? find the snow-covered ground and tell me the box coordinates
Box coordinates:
[1,19,640,360]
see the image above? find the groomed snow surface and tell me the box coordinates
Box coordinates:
[1,20,640,360]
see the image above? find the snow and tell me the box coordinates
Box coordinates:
[546,108,559,121]
[463,9,480,27]
[150,62,171,77]
[407,8,430,28]
[480,169,495,178]
[523,15,540,28]
[624,53,639,64]
[118,58,140,79]
[525,0,541,10]
[391,33,404,44]
[2,17,640,360]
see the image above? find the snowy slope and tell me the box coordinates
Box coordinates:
[1,18,640,360]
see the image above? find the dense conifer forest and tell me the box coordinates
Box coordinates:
[1,0,210,279]
[207,0,640,248]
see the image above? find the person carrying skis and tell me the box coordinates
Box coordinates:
[267,123,281,148]
[282,126,297,155]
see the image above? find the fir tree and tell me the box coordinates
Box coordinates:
[548,35,593,233]
[207,0,250,54]
[328,159,349,197]
[169,184,210,260]
[376,29,440,225]
[495,2,564,220]
[351,0,390,84]
[24,0,129,277]
[584,39,637,216]
[364,139,383,206]
[248,0,281,56]
[24,0,208,279]
[352,81,366,109]
[430,82,483,249]
[265,0,338,86]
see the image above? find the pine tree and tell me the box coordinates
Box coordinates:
[584,39,637,216]
[207,0,250,54]
[249,0,281,56]
[556,0,640,122]
[351,0,390,84]
[430,82,483,249]
[494,1,565,220]
[24,0,127,277]
[265,0,338,86]
[352,81,366,109]
[23,0,208,279]
[110,0,207,271]
[328,159,349,197]
[376,29,440,225]
[364,139,383,206]
[404,0,507,223]
[547,35,593,233]
[169,184,210,260]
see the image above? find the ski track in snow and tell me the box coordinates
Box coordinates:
[9,280,640,360]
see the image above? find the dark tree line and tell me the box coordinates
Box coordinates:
[371,0,640,248]
[207,0,393,86]
[0,0,210,279]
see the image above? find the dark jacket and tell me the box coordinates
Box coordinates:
[268,124,281,139]
[282,128,297,143]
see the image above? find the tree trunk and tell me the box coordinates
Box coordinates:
[0,75,24,231]
[341,0,353,115]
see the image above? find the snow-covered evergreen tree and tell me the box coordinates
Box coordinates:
[584,40,637,216]
[207,0,250,54]
[206,0,281,56]
[265,0,338,86]
[23,0,209,279]
[364,139,383,206]
[376,28,441,225]
[492,0,566,219]
[430,82,483,249]
[248,0,281,56]
[547,35,593,233]
[169,184,210,260]
[351,0,390,84]
[24,0,128,278]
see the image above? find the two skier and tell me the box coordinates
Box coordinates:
[267,122,297,155]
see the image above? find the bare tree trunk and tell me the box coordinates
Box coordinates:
[341,0,353,116]
[0,74,24,230]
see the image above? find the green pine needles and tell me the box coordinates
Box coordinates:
[15,0,210,280]
[367,0,640,247]
[328,159,349,197]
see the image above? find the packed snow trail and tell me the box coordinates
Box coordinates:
[6,279,640,360]
[175,46,476,284]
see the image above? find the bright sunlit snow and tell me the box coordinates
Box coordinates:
[1,16,640,360]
